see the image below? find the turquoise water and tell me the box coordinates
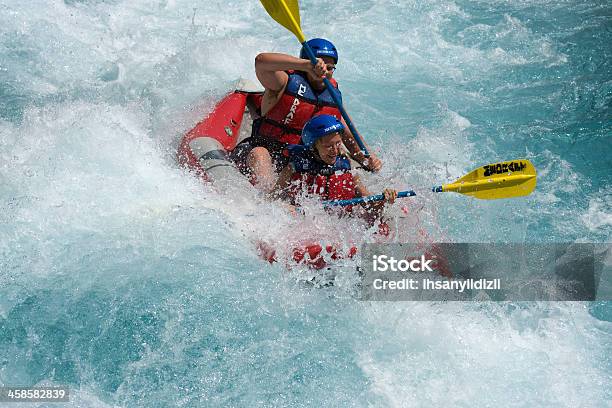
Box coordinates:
[1,0,611,406]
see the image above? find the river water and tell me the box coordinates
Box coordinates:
[1,1,610,406]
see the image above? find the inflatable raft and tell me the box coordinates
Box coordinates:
[177,80,357,270]
[178,80,260,188]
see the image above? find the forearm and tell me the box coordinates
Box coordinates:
[340,117,382,171]
[353,176,369,198]
[340,118,373,158]
[255,53,310,73]
[342,130,368,159]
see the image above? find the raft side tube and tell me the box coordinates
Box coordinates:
[188,136,254,192]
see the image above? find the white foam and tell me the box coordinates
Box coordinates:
[582,191,612,232]
[357,302,610,407]
[1,1,609,406]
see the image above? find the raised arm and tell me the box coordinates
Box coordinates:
[255,53,314,91]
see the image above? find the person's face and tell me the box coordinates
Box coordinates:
[307,56,336,90]
[314,132,343,165]
[321,56,337,77]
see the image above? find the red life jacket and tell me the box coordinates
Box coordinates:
[288,149,355,205]
[255,71,342,145]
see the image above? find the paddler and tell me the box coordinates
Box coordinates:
[231,38,382,191]
[270,114,396,225]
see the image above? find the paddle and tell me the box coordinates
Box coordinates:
[258,0,370,157]
[323,159,537,207]
[432,159,537,200]
[323,190,416,207]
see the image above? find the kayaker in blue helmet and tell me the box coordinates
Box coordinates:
[231,38,383,191]
[270,114,396,224]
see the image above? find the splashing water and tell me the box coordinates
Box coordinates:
[1,0,610,406]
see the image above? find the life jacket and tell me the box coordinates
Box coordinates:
[288,149,355,205]
[254,71,342,145]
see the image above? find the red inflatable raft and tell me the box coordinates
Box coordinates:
[178,88,256,182]
[177,82,356,270]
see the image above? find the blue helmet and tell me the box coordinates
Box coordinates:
[301,115,344,147]
[300,38,338,63]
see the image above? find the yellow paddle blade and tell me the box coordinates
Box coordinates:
[441,159,537,200]
[259,0,305,43]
